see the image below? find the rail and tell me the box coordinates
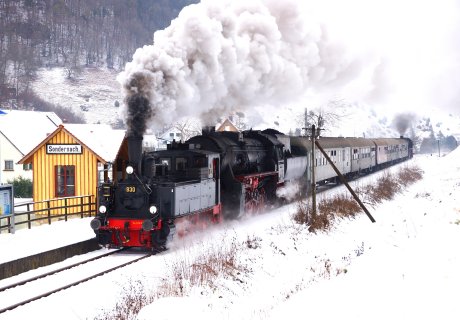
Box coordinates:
[0,195,96,234]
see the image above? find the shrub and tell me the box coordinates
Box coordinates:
[292,198,333,233]
[7,176,32,198]
[293,164,424,232]
[318,193,361,219]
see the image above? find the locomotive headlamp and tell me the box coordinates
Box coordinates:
[99,205,107,214]
[126,165,134,175]
[149,205,158,214]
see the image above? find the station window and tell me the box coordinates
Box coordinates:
[23,163,32,171]
[4,160,14,171]
[55,165,75,197]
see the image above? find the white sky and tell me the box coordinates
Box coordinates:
[1,149,459,319]
[303,0,460,116]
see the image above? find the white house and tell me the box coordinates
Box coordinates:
[0,110,62,184]
[157,127,182,149]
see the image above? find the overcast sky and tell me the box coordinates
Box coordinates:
[303,0,460,116]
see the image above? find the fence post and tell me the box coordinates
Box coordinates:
[47,200,51,225]
[81,196,84,218]
[27,203,31,229]
[64,198,68,221]
[7,216,11,234]
[11,210,15,234]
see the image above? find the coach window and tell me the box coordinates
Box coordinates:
[55,165,75,197]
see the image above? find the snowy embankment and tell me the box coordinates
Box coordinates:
[137,152,460,320]
[0,151,459,320]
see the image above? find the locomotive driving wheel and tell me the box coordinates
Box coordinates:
[245,188,266,215]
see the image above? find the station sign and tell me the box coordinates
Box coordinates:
[46,144,82,154]
[0,184,13,216]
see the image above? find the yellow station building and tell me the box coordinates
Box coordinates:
[18,124,125,215]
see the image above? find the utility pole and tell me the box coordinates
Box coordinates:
[437,139,440,157]
[304,124,321,220]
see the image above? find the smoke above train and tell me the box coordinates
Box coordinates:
[117,0,368,137]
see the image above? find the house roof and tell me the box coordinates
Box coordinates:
[65,124,125,162]
[216,118,239,132]
[19,124,125,164]
[0,110,62,155]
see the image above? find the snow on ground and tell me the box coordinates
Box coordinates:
[0,218,95,264]
[0,150,459,320]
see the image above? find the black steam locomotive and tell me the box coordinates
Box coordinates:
[91,127,413,250]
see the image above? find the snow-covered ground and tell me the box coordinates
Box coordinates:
[31,68,123,126]
[0,149,459,319]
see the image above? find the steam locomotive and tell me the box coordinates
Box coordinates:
[90,127,413,250]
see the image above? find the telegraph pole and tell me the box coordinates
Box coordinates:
[304,124,321,220]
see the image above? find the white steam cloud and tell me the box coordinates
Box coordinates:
[117,0,367,134]
[276,181,300,201]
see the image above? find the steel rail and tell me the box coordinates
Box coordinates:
[0,252,152,314]
[0,248,126,293]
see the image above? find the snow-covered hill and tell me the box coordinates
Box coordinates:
[31,67,460,145]
[31,68,123,126]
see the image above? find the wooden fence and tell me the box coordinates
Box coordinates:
[0,195,96,234]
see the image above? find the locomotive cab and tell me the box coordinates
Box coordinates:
[92,139,222,250]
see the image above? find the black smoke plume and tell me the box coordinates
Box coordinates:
[126,93,153,138]
[392,113,415,136]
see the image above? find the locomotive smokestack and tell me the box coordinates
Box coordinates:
[125,93,151,173]
[127,135,143,173]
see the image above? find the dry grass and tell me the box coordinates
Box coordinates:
[96,235,259,319]
[294,164,424,233]
[292,199,311,225]
[318,193,361,218]
[94,280,154,320]
[159,236,246,296]
[397,165,424,186]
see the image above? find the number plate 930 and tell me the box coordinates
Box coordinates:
[125,186,136,193]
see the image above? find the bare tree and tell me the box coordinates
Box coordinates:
[173,118,202,142]
[296,99,350,134]
[232,111,248,130]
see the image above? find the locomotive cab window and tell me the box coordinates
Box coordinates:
[55,165,75,197]
[154,157,171,176]
[175,157,188,171]
[192,156,207,168]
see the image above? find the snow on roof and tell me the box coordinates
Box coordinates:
[64,124,125,162]
[0,110,62,154]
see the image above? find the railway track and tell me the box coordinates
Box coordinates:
[0,249,153,314]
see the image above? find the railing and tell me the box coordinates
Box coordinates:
[0,195,96,234]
